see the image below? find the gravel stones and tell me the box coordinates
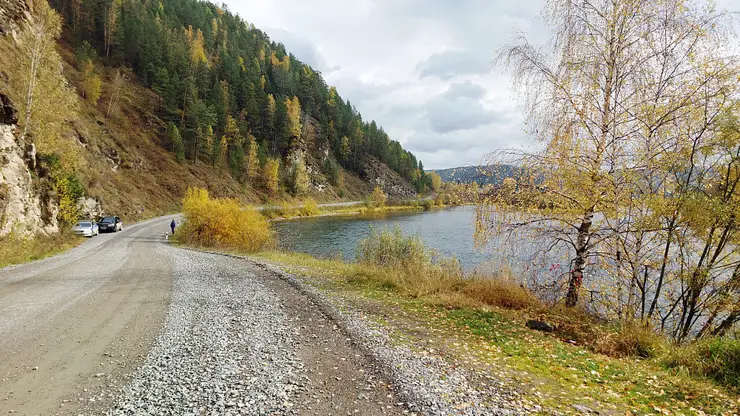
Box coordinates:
[108,248,302,415]
[107,245,519,415]
[252,260,517,416]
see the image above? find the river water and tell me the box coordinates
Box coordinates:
[274,206,731,334]
[272,206,553,272]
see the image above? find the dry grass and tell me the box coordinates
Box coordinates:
[462,278,539,310]
[355,226,540,308]
[0,231,83,269]
[256,250,740,414]
[594,323,667,359]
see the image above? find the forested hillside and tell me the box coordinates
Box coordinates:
[0,0,427,237]
[51,0,424,189]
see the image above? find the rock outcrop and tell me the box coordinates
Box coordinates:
[0,93,59,237]
[360,157,417,199]
[0,0,29,37]
[76,196,103,220]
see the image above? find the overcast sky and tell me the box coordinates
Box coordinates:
[223,0,740,170]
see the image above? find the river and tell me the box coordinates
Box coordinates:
[274,206,514,271]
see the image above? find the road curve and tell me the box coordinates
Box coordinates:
[0,216,403,415]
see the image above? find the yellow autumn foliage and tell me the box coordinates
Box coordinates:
[176,187,272,252]
[263,158,280,194]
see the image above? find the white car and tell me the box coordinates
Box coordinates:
[72,220,99,237]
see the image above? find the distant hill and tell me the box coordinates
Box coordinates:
[430,165,523,185]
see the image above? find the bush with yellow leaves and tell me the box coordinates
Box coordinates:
[176,187,272,252]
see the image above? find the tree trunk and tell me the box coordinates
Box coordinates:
[566,206,594,307]
[21,29,43,148]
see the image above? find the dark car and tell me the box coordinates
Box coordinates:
[98,216,123,232]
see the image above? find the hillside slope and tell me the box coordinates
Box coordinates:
[432,165,522,185]
[0,0,420,236]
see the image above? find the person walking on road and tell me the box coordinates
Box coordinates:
[170,219,176,234]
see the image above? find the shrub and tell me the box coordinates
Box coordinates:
[356,226,464,298]
[55,173,85,224]
[299,198,320,216]
[176,187,272,252]
[664,337,740,388]
[420,199,434,210]
[371,186,386,208]
[358,226,429,270]
[279,201,296,217]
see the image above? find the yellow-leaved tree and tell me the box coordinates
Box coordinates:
[483,0,740,340]
[186,26,208,65]
[286,96,302,139]
[19,0,79,171]
[81,59,102,104]
[177,187,272,252]
[245,133,259,184]
[263,158,280,195]
[290,158,309,196]
[428,171,442,192]
[371,186,386,208]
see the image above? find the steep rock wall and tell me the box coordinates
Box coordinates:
[0,93,59,236]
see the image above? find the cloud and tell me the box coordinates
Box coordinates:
[223,0,548,169]
[264,28,333,72]
[422,82,505,134]
[416,50,492,80]
[443,81,487,100]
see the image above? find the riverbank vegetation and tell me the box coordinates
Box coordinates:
[173,183,739,412]
[475,0,740,344]
[254,229,739,414]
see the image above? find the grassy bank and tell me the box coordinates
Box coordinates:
[0,231,84,269]
[261,196,447,221]
[255,250,739,415]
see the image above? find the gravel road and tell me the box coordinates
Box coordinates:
[0,217,404,415]
[1,215,512,415]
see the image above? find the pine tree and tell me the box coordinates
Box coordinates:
[167,122,185,163]
[273,97,290,155]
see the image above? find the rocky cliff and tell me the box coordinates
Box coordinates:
[0,0,28,37]
[0,93,59,237]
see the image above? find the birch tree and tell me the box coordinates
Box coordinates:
[19,0,62,146]
[480,0,740,318]
[19,0,78,169]
[106,68,127,118]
